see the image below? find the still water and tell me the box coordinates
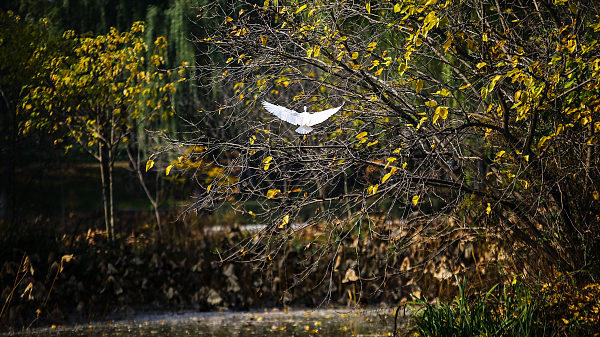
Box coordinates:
[7,309,409,337]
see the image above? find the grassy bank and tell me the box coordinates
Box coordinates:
[408,275,600,337]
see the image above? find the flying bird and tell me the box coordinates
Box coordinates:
[262,100,344,134]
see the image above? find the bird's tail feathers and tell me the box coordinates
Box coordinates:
[295,126,313,134]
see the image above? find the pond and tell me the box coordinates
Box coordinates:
[4,308,410,337]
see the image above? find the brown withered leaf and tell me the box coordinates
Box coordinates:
[342,268,358,283]
[20,282,34,300]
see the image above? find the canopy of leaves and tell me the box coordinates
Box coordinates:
[159,0,600,280]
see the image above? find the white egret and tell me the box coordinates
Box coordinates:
[262,100,344,134]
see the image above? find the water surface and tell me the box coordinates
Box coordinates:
[7,308,409,337]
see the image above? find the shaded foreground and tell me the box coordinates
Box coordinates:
[1,217,493,329]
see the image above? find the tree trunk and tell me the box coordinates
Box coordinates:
[108,144,115,241]
[99,141,111,240]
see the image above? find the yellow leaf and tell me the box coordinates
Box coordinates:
[443,35,453,52]
[486,203,491,214]
[425,100,438,107]
[366,2,371,13]
[261,35,268,46]
[481,87,488,100]
[267,189,281,199]
[226,57,234,63]
[207,185,212,193]
[307,47,313,58]
[495,150,506,161]
[489,75,503,92]
[313,45,321,57]
[402,162,407,169]
[538,136,549,148]
[264,163,271,170]
[567,40,577,53]
[433,106,449,124]
[263,156,273,163]
[279,215,290,228]
[263,0,270,8]
[249,150,256,155]
[226,17,233,22]
[483,33,488,42]
[412,195,419,205]
[593,191,599,200]
[166,165,173,176]
[352,52,359,59]
[372,184,378,194]
[366,41,377,51]
[433,88,450,96]
[476,62,487,69]
[146,160,154,172]
[356,131,368,139]
[367,140,378,146]
[394,3,401,12]
[374,68,383,76]
[459,83,471,89]
[587,135,598,144]
[295,4,307,14]
[398,63,407,76]
[291,188,301,192]
[438,106,448,119]
[248,211,256,219]
[415,79,423,93]
[382,172,392,183]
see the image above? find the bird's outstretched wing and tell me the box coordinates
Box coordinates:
[305,103,344,126]
[262,101,301,126]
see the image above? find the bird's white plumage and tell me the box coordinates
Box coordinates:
[262,100,343,134]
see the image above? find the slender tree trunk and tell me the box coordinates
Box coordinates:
[108,146,115,241]
[109,114,116,241]
[99,141,111,240]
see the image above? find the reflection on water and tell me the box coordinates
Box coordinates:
[9,309,409,337]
